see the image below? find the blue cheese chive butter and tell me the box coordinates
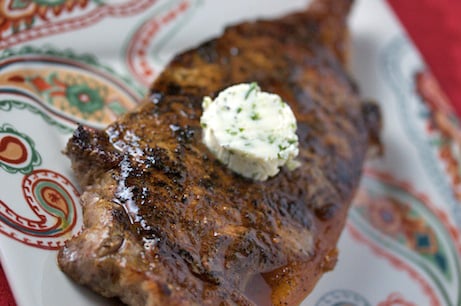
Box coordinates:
[200,82,300,181]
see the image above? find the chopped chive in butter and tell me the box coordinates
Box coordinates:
[200,83,299,181]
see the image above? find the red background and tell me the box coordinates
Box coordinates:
[1,0,461,305]
[388,0,461,117]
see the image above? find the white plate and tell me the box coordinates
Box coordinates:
[1,0,460,305]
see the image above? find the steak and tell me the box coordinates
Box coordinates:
[58,0,381,305]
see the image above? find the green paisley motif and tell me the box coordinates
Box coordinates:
[33,0,67,5]
[11,0,30,9]
[65,84,104,114]
[351,174,461,305]
[1,45,145,126]
[0,123,41,174]
[12,0,97,8]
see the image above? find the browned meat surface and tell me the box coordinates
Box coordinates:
[58,0,381,305]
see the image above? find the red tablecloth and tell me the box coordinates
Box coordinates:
[388,0,461,117]
[1,1,460,305]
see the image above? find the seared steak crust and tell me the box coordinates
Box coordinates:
[58,0,381,305]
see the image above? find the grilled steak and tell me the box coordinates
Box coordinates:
[58,0,381,305]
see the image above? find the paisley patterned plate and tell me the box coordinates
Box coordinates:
[1,0,460,305]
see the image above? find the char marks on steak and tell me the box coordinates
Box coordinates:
[58,0,381,305]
